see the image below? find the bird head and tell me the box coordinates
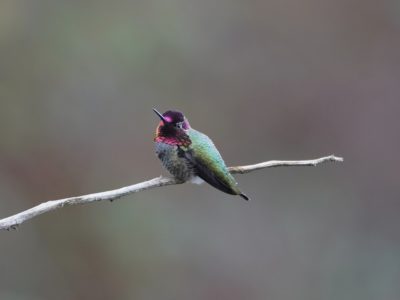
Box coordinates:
[153,108,190,130]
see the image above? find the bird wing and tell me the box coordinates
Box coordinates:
[184,130,240,196]
[184,150,238,195]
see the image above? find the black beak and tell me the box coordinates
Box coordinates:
[152,108,168,124]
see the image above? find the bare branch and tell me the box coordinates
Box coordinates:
[0,155,342,231]
[228,154,343,173]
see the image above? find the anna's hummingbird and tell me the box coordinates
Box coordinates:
[153,109,249,200]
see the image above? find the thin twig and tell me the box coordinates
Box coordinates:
[0,155,343,231]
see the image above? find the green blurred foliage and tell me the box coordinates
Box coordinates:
[1,1,399,299]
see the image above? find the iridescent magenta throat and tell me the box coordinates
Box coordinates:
[155,135,191,147]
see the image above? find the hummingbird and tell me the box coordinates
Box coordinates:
[153,108,249,200]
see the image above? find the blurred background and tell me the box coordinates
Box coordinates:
[1,0,399,299]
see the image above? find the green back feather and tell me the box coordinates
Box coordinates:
[187,129,240,194]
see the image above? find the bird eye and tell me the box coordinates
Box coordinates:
[176,122,183,129]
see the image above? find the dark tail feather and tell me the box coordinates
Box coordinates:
[240,193,250,201]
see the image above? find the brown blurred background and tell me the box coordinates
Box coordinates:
[1,1,399,299]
